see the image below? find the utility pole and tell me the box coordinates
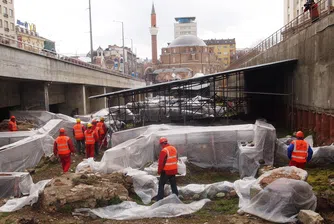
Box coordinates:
[89,0,94,64]
[114,21,125,75]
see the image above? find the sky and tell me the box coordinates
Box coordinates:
[15,0,284,59]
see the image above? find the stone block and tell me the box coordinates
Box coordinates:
[298,210,324,224]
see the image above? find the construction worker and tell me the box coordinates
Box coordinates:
[73,119,86,154]
[53,128,75,173]
[8,116,18,132]
[304,0,319,21]
[97,117,108,149]
[84,123,98,158]
[287,131,313,169]
[157,137,179,201]
[91,119,100,156]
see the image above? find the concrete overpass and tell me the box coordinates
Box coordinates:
[0,42,146,117]
[228,8,334,144]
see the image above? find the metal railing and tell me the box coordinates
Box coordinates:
[0,35,144,81]
[228,0,333,69]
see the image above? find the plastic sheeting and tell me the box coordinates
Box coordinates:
[238,178,317,223]
[0,120,61,172]
[144,157,187,176]
[0,179,51,212]
[0,172,33,198]
[0,131,36,147]
[76,194,210,220]
[237,120,276,178]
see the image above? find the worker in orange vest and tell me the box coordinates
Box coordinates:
[91,120,100,156]
[84,123,98,158]
[304,0,319,21]
[53,128,75,173]
[72,119,86,154]
[287,131,313,169]
[8,116,18,132]
[97,117,108,149]
[157,137,179,201]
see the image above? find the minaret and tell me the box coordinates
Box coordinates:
[150,3,158,65]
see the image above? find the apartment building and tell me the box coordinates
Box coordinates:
[0,0,16,42]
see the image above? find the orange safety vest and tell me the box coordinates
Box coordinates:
[96,122,105,135]
[8,121,18,132]
[85,130,95,145]
[56,136,71,155]
[162,146,178,171]
[291,140,308,163]
[73,124,84,140]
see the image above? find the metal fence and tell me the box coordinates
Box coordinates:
[229,0,333,69]
[0,35,143,81]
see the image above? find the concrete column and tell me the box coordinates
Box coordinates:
[20,81,49,111]
[87,86,107,113]
[58,84,87,116]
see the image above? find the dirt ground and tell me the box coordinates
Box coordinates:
[0,158,333,224]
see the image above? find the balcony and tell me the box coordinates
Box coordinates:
[3,0,7,4]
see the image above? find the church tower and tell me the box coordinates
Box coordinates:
[150,3,158,64]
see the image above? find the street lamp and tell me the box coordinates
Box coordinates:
[113,20,125,75]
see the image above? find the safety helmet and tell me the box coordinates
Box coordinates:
[296,131,304,138]
[59,128,65,133]
[87,123,93,128]
[100,117,105,121]
[92,119,97,124]
[76,118,81,123]
[159,137,168,144]
[10,116,15,120]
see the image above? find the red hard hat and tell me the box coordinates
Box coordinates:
[296,131,304,138]
[59,128,65,133]
[10,116,15,119]
[92,119,97,124]
[159,137,168,144]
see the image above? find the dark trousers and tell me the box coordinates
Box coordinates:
[94,142,99,157]
[75,139,85,154]
[157,171,178,201]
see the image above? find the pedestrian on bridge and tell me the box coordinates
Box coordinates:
[287,131,313,169]
[53,128,75,173]
[73,119,86,154]
[84,123,98,158]
[97,117,108,150]
[8,116,18,132]
[304,0,319,22]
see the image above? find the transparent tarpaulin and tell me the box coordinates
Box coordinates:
[75,194,210,220]
[0,172,33,198]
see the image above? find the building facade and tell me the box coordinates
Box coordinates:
[174,17,197,39]
[158,35,222,82]
[204,38,236,69]
[0,0,16,43]
[16,25,45,53]
[284,0,306,24]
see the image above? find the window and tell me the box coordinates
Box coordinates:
[0,20,2,28]
[223,52,228,55]
[206,57,208,62]
[9,0,13,3]
[9,9,13,17]
[218,52,222,54]
[297,9,299,15]
[0,6,1,14]
[4,7,7,14]
[10,22,14,30]
[4,21,8,29]
[172,57,175,63]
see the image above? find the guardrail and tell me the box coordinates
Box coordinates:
[0,35,144,81]
[228,0,333,69]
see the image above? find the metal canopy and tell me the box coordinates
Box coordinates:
[90,59,297,99]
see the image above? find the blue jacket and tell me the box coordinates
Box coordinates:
[287,138,313,162]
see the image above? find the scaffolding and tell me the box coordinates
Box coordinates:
[90,60,297,130]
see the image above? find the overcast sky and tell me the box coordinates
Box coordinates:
[15,0,283,59]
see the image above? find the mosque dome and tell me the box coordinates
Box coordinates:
[168,35,207,48]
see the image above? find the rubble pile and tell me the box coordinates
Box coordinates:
[41,172,132,212]
[0,119,38,132]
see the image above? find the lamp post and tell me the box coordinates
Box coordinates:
[89,0,94,64]
[113,20,125,75]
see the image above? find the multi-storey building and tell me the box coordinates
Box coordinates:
[204,38,236,69]
[284,0,306,24]
[0,0,16,43]
[174,17,197,39]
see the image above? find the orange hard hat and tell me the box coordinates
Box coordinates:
[10,116,15,119]
[159,137,168,144]
[59,128,65,133]
[296,131,304,138]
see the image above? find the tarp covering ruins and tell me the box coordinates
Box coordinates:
[77,120,276,177]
